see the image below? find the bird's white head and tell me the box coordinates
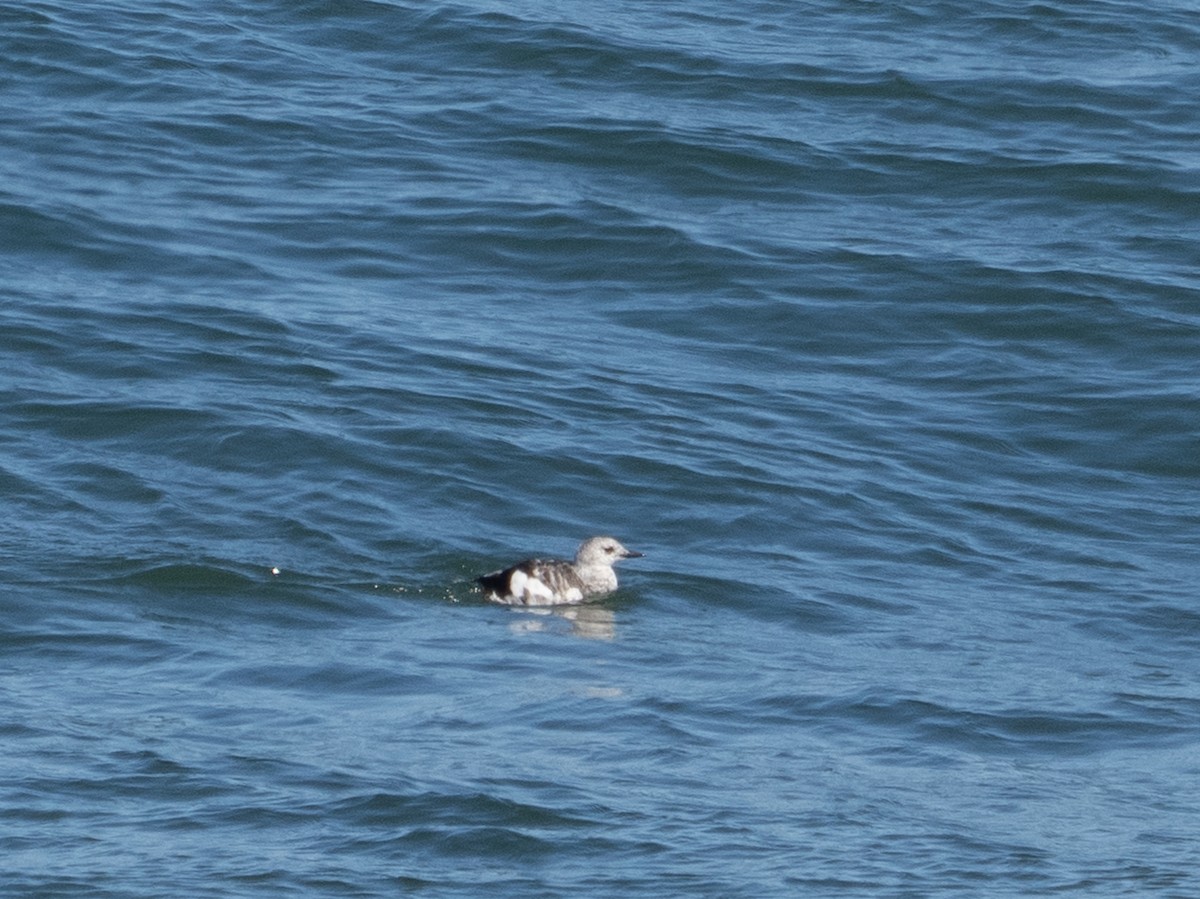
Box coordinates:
[575,536,643,567]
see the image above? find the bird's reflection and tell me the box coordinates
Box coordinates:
[506,603,616,640]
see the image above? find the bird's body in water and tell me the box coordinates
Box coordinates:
[477,536,642,606]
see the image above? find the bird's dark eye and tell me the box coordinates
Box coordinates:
[604,545,615,553]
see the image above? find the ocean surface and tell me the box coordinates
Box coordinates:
[3,1,1199,895]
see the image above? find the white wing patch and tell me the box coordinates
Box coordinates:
[506,567,584,605]
[509,569,555,605]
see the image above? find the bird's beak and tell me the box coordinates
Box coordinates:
[623,549,644,559]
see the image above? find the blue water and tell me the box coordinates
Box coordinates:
[3,1,1199,895]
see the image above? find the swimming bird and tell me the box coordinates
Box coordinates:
[477,536,642,606]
